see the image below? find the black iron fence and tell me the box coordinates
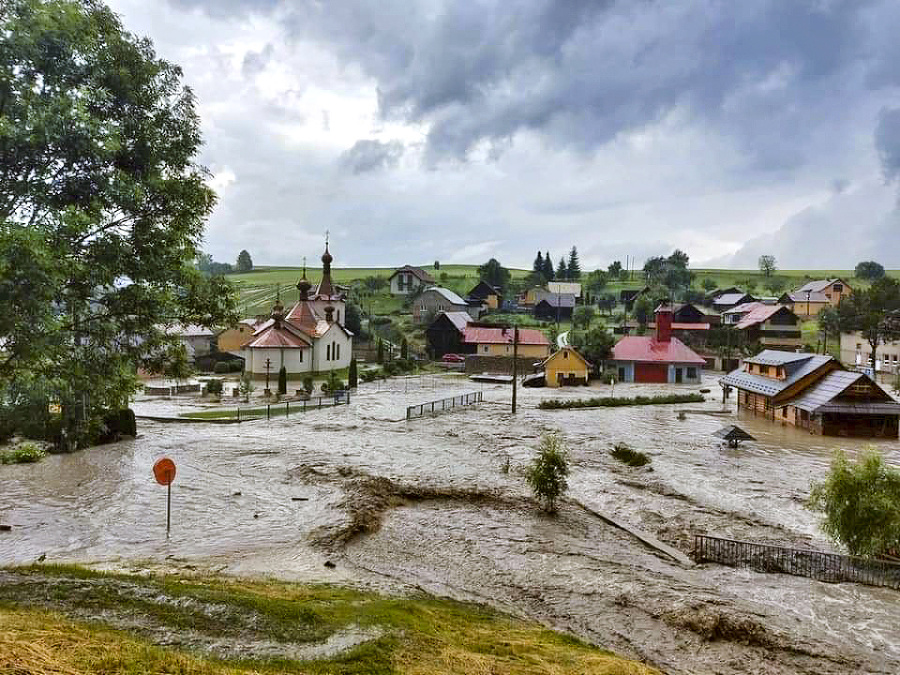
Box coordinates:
[694,534,900,590]
[406,391,483,420]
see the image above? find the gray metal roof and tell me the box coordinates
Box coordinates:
[720,352,834,398]
[713,425,756,441]
[745,350,813,366]
[720,370,787,397]
[537,293,576,308]
[787,370,900,414]
[440,311,471,332]
[426,287,468,305]
[714,292,751,306]
[782,291,830,304]
[796,279,844,294]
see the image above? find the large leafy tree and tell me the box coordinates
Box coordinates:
[758,254,777,277]
[855,260,885,282]
[477,257,511,292]
[0,0,236,435]
[838,277,900,372]
[235,249,253,273]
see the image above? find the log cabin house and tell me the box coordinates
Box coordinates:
[721,350,900,437]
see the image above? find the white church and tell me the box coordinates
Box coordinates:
[241,241,353,379]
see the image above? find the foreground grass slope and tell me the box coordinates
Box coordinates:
[0,565,657,675]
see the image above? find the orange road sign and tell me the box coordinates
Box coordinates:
[153,458,176,486]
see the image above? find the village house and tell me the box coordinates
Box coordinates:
[463,326,551,359]
[534,294,576,321]
[609,305,706,383]
[547,281,582,299]
[721,302,802,351]
[466,280,502,311]
[542,346,592,387]
[721,350,900,437]
[217,319,262,354]
[165,324,217,360]
[713,292,757,313]
[778,291,830,318]
[413,287,475,324]
[620,286,650,311]
[840,331,900,375]
[793,278,852,308]
[388,265,435,295]
[425,311,471,358]
[241,243,353,380]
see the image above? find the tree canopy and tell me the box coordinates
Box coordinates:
[758,254,777,277]
[0,0,236,441]
[838,277,900,371]
[477,258,511,291]
[235,250,253,273]
[566,246,581,280]
[855,261,886,281]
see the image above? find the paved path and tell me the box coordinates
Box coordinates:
[557,330,569,348]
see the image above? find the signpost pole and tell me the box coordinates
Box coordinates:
[166,480,171,537]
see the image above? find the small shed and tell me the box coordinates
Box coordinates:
[713,425,756,448]
[542,347,592,387]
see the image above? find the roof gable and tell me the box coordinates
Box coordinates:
[462,326,549,346]
[611,336,706,364]
[468,280,500,299]
[543,347,592,368]
[423,287,468,305]
[390,265,435,283]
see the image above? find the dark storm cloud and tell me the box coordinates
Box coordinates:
[339,139,405,174]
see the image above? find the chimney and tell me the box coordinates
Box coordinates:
[655,303,672,342]
[324,305,335,323]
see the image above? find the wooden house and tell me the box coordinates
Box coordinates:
[794,279,852,308]
[609,305,706,383]
[722,302,802,350]
[425,311,471,358]
[467,280,502,310]
[778,291,830,318]
[389,265,435,295]
[721,350,900,437]
[713,292,756,312]
[534,294,575,321]
[542,347,591,387]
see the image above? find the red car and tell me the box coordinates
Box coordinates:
[441,353,465,363]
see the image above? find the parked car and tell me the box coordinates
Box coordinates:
[441,353,465,363]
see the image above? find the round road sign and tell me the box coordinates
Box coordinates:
[153,457,176,486]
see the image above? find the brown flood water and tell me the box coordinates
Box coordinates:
[1,372,898,674]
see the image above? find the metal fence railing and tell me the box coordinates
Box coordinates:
[406,391,483,420]
[694,534,900,590]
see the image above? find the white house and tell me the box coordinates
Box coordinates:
[242,243,353,380]
[389,265,435,295]
[840,331,900,375]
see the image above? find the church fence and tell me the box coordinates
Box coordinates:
[406,391,483,420]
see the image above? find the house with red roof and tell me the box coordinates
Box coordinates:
[463,326,551,359]
[610,305,706,383]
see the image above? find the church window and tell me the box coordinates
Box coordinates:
[327,344,331,361]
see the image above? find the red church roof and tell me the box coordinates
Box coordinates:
[462,326,549,346]
[612,336,706,364]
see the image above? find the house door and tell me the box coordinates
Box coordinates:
[675,368,683,383]
[617,367,626,382]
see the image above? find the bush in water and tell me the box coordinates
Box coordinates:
[1,442,46,464]
[610,444,651,467]
[539,393,704,409]
[526,434,570,513]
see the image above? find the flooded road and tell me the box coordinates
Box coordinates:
[1,372,898,674]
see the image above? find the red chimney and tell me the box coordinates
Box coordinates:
[655,303,672,342]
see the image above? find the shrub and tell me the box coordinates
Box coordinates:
[808,449,900,557]
[610,444,651,467]
[303,376,315,394]
[1,442,46,465]
[539,393,704,409]
[525,434,570,513]
[205,379,223,395]
[348,358,358,388]
[229,361,243,373]
[213,362,230,374]
[278,366,287,395]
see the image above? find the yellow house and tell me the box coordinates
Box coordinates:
[462,326,551,359]
[542,347,592,387]
[217,319,261,353]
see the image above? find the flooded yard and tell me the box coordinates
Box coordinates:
[1,372,898,674]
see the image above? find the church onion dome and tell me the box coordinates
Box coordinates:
[296,276,312,300]
[321,243,333,265]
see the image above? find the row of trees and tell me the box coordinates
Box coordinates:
[197,250,253,275]
[532,247,581,282]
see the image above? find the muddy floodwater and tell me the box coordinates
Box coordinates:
[2,372,899,674]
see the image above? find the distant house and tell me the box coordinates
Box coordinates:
[547,281,582,299]
[722,302,802,351]
[165,324,217,360]
[462,326,551,359]
[217,319,262,354]
[708,286,742,300]
[840,331,900,374]
[620,286,650,310]
[389,265,435,295]
[413,287,473,323]
[794,279,852,308]
[721,350,899,437]
[609,305,706,383]
[778,291,830,318]
[542,347,591,387]
[520,287,550,307]
[467,280,502,311]
[713,292,756,312]
[425,311,471,358]
[534,294,576,321]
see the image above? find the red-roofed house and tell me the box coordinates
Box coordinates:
[462,326,551,359]
[610,305,706,383]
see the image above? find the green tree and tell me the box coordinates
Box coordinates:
[758,254,777,277]
[532,251,544,274]
[855,261,886,282]
[808,449,900,557]
[376,338,384,364]
[633,295,653,328]
[818,305,841,353]
[838,277,900,372]
[0,0,236,442]
[572,305,595,330]
[556,257,567,280]
[236,250,253,273]
[344,301,363,335]
[643,256,667,285]
[607,260,623,279]
[400,337,409,360]
[585,269,608,295]
[348,357,358,388]
[526,434,570,513]
[701,277,717,292]
[571,325,614,366]
[597,293,616,316]
[477,258,511,292]
[277,366,287,395]
[567,246,581,280]
[542,251,554,281]
[763,276,786,295]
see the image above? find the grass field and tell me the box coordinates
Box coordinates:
[0,565,657,675]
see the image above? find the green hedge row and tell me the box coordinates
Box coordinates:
[539,393,705,410]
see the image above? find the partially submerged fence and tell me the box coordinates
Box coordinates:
[694,534,900,590]
[406,391,483,420]
[176,391,351,423]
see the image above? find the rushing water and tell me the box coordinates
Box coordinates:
[1,372,898,674]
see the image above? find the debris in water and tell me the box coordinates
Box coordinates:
[232,491,242,496]
[291,497,309,501]
[324,560,336,568]
[0,524,11,532]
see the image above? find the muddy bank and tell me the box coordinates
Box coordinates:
[1,374,898,674]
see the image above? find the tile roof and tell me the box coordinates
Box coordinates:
[245,320,312,349]
[611,336,706,364]
[463,326,550,346]
[390,265,435,284]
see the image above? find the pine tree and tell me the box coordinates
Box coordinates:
[556,257,567,281]
[543,251,554,281]
[401,337,409,360]
[277,366,287,395]
[533,251,544,274]
[377,338,384,364]
[348,357,358,388]
[567,246,581,279]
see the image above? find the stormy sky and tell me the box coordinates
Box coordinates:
[106,0,900,270]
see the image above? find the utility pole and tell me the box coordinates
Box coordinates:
[512,326,518,414]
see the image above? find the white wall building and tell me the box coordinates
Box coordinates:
[840,331,900,374]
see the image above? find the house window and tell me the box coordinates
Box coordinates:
[563,351,568,359]
[687,367,697,378]
[483,345,489,353]
[326,344,331,361]
[299,350,303,362]
[833,284,843,293]
[336,343,340,360]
